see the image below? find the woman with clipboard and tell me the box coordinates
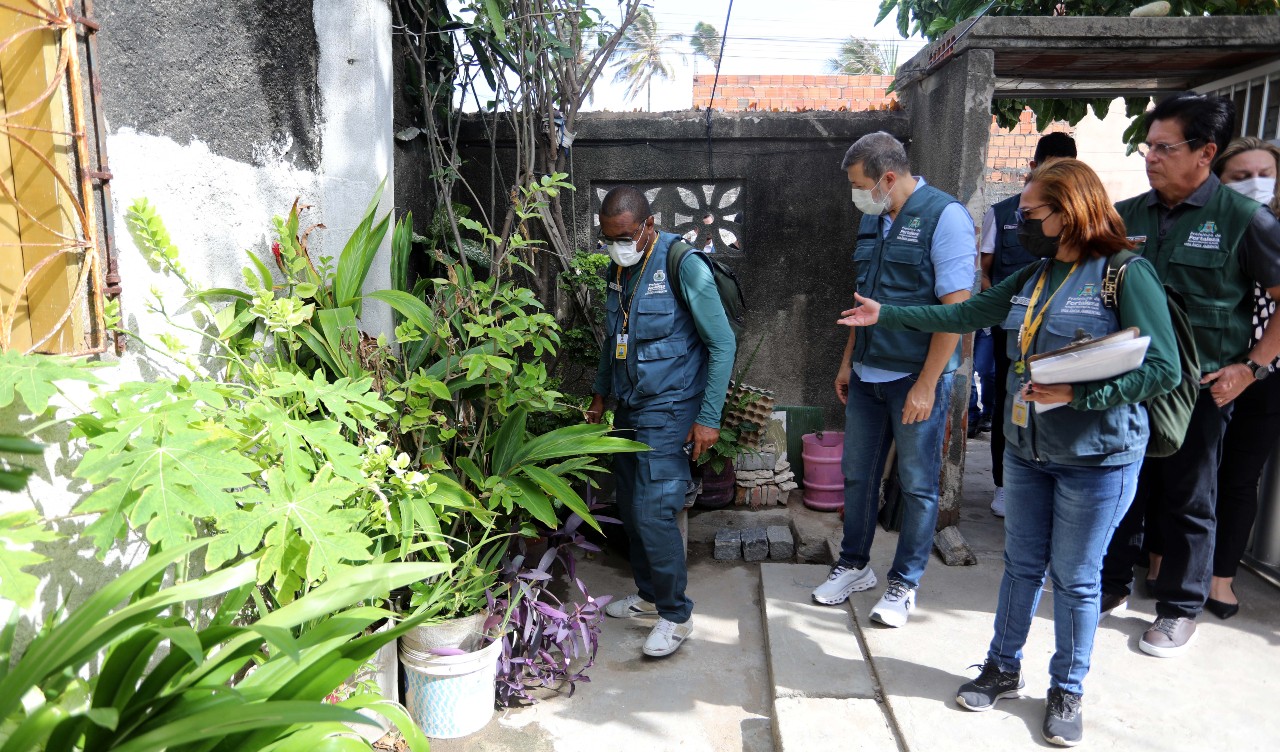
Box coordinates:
[836,159,1180,747]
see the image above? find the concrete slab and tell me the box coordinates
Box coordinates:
[787,502,841,563]
[429,550,773,752]
[760,564,876,700]
[841,436,1280,751]
[773,698,897,752]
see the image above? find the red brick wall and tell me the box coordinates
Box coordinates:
[987,109,1075,190]
[692,74,898,112]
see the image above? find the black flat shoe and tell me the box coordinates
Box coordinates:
[1205,598,1239,620]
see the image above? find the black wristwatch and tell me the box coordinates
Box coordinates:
[1244,358,1272,381]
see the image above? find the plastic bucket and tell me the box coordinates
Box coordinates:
[801,431,844,512]
[401,637,502,739]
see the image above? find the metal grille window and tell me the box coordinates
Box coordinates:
[1195,60,1280,142]
[1,1,110,355]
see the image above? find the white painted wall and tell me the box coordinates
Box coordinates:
[1074,98,1152,204]
[0,2,395,629]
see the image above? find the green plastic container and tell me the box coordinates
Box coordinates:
[775,405,824,486]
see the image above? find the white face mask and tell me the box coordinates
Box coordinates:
[1225,176,1276,206]
[851,176,890,215]
[608,239,644,267]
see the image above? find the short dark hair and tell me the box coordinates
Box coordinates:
[1033,132,1077,163]
[601,186,650,221]
[840,131,910,180]
[1146,93,1236,155]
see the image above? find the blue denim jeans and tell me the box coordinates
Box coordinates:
[613,396,700,623]
[990,450,1139,696]
[838,370,953,589]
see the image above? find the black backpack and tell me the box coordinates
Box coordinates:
[666,240,746,340]
[1100,250,1199,458]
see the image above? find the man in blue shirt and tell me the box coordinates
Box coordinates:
[587,186,736,657]
[812,132,976,627]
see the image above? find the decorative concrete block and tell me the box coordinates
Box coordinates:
[742,527,769,561]
[735,451,777,472]
[767,525,794,560]
[714,529,743,560]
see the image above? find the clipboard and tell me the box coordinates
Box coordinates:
[1027,327,1149,412]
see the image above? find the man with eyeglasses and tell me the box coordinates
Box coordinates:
[810,131,975,627]
[586,185,736,658]
[1100,93,1280,658]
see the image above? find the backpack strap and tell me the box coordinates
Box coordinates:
[666,239,697,310]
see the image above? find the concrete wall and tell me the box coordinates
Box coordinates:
[457,110,909,428]
[3,0,394,628]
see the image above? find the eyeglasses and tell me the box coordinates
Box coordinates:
[599,217,650,244]
[1137,139,1195,158]
[1015,203,1053,223]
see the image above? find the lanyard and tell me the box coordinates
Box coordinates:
[1018,261,1078,365]
[616,235,657,334]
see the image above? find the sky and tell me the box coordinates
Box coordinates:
[587,0,926,111]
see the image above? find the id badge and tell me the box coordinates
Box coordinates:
[1011,389,1029,428]
[615,333,628,359]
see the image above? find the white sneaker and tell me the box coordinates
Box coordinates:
[990,487,1006,518]
[870,580,917,627]
[605,594,658,618]
[643,617,692,657]
[812,563,878,605]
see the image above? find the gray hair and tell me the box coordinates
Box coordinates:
[840,131,910,180]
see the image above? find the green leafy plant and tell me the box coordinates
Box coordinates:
[0,539,447,752]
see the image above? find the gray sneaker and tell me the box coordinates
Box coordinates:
[1139,616,1196,657]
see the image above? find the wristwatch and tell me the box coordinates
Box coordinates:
[1244,358,1272,381]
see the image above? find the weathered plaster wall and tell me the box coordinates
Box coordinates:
[2,0,395,630]
[457,110,910,428]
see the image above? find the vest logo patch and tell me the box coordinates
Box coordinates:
[1002,223,1018,230]
[1185,222,1222,251]
[653,270,667,283]
[1076,284,1096,297]
[1127,235,1147,244]
[646,282,668,295]
[896,218,922,243]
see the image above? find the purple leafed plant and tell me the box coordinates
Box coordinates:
[490,503,619,707]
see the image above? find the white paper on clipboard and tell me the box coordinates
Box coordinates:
[1027,327,1149,412]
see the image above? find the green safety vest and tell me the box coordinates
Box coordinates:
[1115,184,1260,373]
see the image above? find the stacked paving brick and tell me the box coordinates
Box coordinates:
[713,525,795,562]
[734,442,799,507]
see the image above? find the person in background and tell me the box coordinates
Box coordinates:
[683,211,717,252]
[979,132,1079,516]
[1205,136,1280,619]
[837,159,1179,747]
[967,326,995,439]
[811,131,975,628]
[1100,94,1280,658]
[586,186,736,658]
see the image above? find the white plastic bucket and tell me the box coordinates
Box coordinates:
[400,636,502,739]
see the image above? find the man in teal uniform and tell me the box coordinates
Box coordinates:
[812,132,976,627]
[586,185,736,658]
[1100,93,1280,657]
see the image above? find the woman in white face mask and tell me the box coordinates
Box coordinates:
[1209,136,1280,620]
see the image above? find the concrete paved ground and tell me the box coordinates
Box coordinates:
[429,436,1280,751]
[429,550,774,752]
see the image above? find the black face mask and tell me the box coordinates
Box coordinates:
[1017,218,1060,259]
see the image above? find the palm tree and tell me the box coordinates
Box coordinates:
[825,36,898,76]
[689,21,722,72]
[610,8,686,111]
